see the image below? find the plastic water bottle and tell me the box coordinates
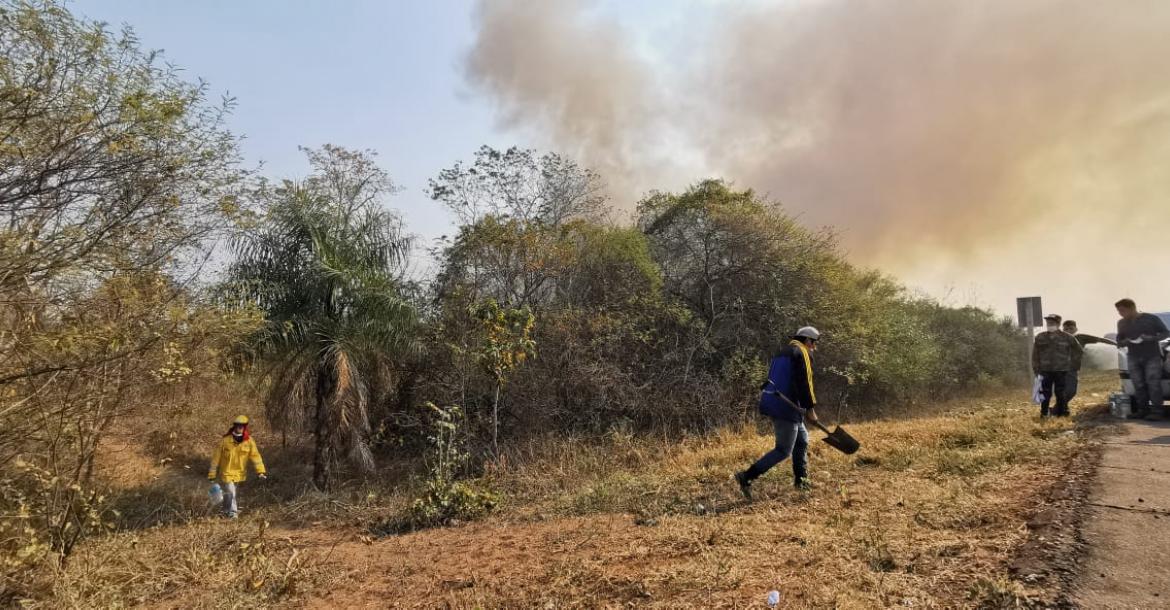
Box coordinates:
[208,483,223,506]
[1109,393,1131,419]
[766,590,781,607]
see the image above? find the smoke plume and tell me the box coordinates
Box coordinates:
[464,0,1170,332]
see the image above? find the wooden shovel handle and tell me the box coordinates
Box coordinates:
[770,390,831,434]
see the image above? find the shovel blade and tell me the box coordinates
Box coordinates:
[821,426,860,455]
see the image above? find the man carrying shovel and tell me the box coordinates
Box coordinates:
[735,326,823,500]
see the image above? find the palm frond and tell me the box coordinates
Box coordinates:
[223,153,416,480]
[326,346,375,473]
[264,347,316,437]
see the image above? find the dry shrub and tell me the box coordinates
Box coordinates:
[969,576,1032,608]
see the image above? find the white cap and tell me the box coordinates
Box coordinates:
[795,326,820,340]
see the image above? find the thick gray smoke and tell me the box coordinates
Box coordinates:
[464,0,1170,332]
[463,0,666,197]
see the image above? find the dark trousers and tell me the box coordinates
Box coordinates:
[1130,354,1165,413]
[1064,370,1079,403]
[1039,371,1070,417]
[744,418,809,486]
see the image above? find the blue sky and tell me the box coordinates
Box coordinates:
[72,0,509,246]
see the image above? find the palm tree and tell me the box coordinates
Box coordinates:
[227,146,416,489]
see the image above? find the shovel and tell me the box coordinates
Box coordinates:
[768,390,862,455]
[812,421,861,455]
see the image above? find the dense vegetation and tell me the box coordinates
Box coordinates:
[0,1,1027,601]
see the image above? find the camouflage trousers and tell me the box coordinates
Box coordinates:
[1129,354,1165,413]
[1039,371,1070,417]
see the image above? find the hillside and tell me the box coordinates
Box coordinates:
[33,372,1119,609]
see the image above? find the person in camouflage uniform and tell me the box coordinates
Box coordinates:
[1032,313,1083,417]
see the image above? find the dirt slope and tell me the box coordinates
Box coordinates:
[45,372,1122,609]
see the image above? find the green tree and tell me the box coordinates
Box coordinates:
[0,0,247,387]
[228,146,416,489]
[470,299,535,455]
[0,0,249,578]
[554,222,662,309]
[429,145,606,227]
[435,215,575,310]
[429,146,607,311]
[638,180,840,362]
[0,0,246,293]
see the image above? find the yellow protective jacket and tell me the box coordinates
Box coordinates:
[208,436,266,483]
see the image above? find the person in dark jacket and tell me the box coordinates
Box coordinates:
[1033,313,1082,417]
[1116,298,1170,419]
[1062,320,1083,404]
[734,326,821,501]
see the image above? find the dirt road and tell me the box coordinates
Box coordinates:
[1075,419,1170,608]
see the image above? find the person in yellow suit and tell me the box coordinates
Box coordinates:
[208,415,267,518]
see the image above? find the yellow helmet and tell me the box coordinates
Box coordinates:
[232,415,249,425]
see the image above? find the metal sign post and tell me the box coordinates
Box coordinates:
[1017,296,1043,381]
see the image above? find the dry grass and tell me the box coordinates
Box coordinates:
[33,518,354,609]
[25,372,1118,608]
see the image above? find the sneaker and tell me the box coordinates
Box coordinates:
[795,478,813,492]
[734,471,753,502]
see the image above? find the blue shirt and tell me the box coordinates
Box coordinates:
[758,340,818,422]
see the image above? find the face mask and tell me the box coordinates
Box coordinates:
[1046,324,1059,332]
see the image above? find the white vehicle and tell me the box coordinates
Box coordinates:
[1103,311,1170,406]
